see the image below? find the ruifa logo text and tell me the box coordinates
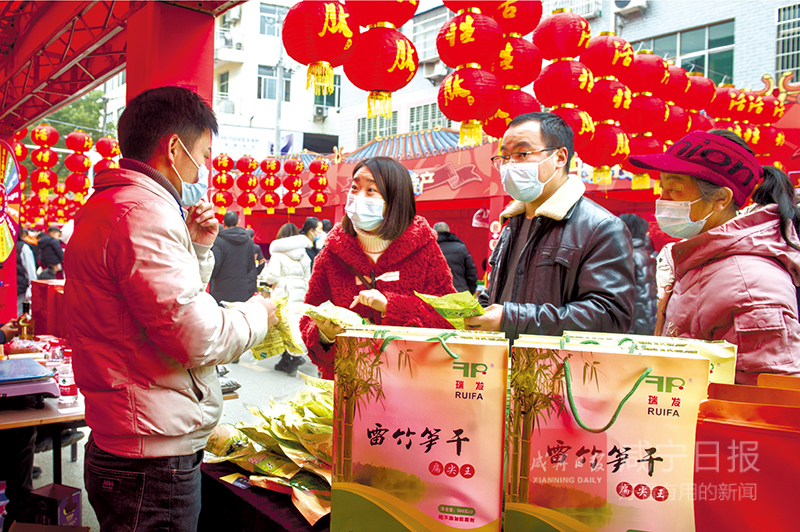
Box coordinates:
[453,361,488,378]
[645,375,686,393]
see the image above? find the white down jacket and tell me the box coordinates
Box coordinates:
[64,161,270,458]
[265,235,312,303]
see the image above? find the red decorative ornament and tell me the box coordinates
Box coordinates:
[760,95,785,124]
[236,173,258,192]
[658,104,692,142]
[579,32,633,81]
[309,190,329,212]
[757,125,786,156]
[743,92,766,125]
[212,172,234,191]
[13,128,28,141]
[344,26,419,118]
[282,190,303,213]
[687,111,715,132]
[11,140,28,161]
[95,136,120,158]
[620,134,663,189]
[584,77,630,122]
[532,8,591,60]
[490,37,542,88]
[260,191,281,214]
[622,50,668,95]
[30,169,57,200]
[213,154,235,173]
[307,158,330,213]
[437,67,502,146]
[436,11,504,69]
[483,89,541,139]
[533,59,593,108]
[259,174,281,193]
[344,0,417,27]
[18,164,28,183]
[488,0,542,36]
[309,158,329,175]
[550,105,594,151]
[684,73,716,111]
[94,159,119,173]
[655,64,691,107]
[578,121,630,184]
[65,173,91,202]
[65,153,92,173]
[284,158,304,176]
[212,189,234,215]
[30,124,59,147]
[706,84,742,121]
[31,147,58,169]
[65,131,93,153]
[282,1,359,95]
[237,191,258,215]
[260,157,281,175]
[283,174,304,193]
[236,155,258,174]
[723,122,763,154]
[620,93,669,134]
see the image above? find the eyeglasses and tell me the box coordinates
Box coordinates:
[490,147,559,170]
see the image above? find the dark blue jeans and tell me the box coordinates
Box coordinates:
[84,435,203,532]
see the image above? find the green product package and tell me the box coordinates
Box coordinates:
[414,290,485,329]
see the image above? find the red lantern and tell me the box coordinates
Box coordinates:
[436,11,503,69]
[236,155,258,174]
[437,67,502,146]
[579,32,633,81]
[212,172,234,191]
[758,125,786,156]
[657,104,692,142]
[307,158,329,212]
[743,92,766,125]
[213,154,235,173]
[260,157,281,175]
[443,1,503,13]
[95,137,120,158]
[31,147,58,169]
[284,158,304,176]
[550,105,594,151]
[283,174,304,193]
[483,89,541,139]
[260,191,281,214]
[65,173,91,202]
[282,190,302,213]
[620,94,669,134]
[761,95,785,124]
[532,9,591,60]
[684,73,716,111]
[533,60,593,108]
[621,134,663,189]
[309,158,329,175]
[309,190,329,212]
[344,27,419,117]
[65,153,92,173]
[655,64,691,107]
[723,122,764,154]
[237,191,258,215]
[212,189,234,214]
[11,140,28,161]
[259,174,281,192]
[490,37,542,88]
[344,0,417,27]
[13,128,28,141]
[578,121,630,184]
[236,173,258,192]
[18,164,28,183]
[584,77,631,122]
[488,0,542,36]
[94,159,119,173]
[687,111,715,132]
[30,124,59,147]
[65,131,93,153]
[30,169,57,198]
[622,50,668,95]
[706,84,742,121]
[282,1,359,95]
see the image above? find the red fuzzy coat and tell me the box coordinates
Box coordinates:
[301,216,456,378]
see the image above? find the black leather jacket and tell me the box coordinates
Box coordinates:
[630,237,657,335]
[479,196,635,338]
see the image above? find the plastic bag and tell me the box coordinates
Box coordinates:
[415,290,485,329]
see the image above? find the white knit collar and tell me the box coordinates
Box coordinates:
[354,226,392,253]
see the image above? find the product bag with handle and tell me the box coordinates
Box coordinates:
[332,326,509,532]
[504,335,710,532]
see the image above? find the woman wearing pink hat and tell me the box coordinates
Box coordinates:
[630,129,800,385]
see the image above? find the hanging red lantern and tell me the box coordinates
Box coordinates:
[620,134,663,189]
[283,158,305,177]
[236,155,258,174]
[18,164,28,183]
[344,0,417,27]
[95,136,120,173]
[282,1,359,95]
[655,63,691,107]
[260,191,281,215]
[578,121,630,184]
[283,190,303,213]
[65,153,92,173]
[309,158,329,176]
[658,104,692,142]
[550,105,594,151]
[259,174,281,193]
[684,73,716,111]
[483,89,541,139]
[758,125,786,156]
[260,157,281,175]
[437,67,502,146]
[213,154,235,173]
[620,94,669,134]
[743,92,766,125]
[489,0,542,36]
[30,169,57,200]
[309,190,329,212]
[11,140,28,161]
[65,131,93,153]
[579,32,633,81]
[236,172,258,192]
[31,147,58,169]
[307,158,330,213]
[94,159,119,173]
[584,77,631,122]
[533,60,593,108]
[622,50,668,95]
[490,37,542,88]
[706,84,741,121]
[344,26,419,118]
[532,8,591,60]
[13,128,28,141]
[212,172,234,191]
[760,95,785,124]
[212,189,234,215]
[30,124,59,148]
[687,111,715,132]
[436,10,503,69]
[283,174,304,194]
[237,191,258,215]
[65,173,91,202]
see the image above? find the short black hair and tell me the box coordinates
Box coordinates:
[300,217,321,234]
[321,219,333,232]
[507,112,575,170]
[223,211,239,228]
[119,86,218,161]
[246,227,255,238]
[342,157,416,241]
[619,214,648,240]
[47,225,61,235]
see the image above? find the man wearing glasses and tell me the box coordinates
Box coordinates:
[465,112,635,338]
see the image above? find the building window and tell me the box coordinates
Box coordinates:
[778,4,800,83]
[411,6,451,62]
[409,102,450,132]
[633,21,735,85]
[260,4,288,36]
[541,0,601,19]
[257,66,291,101]
[314,74,341,107]
[357,112,398,147]
[219,72,229,97]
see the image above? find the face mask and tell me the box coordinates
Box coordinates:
[172,138,209,207]
[345,194,385,231]
[654,198,712,239]
[313,232,323,242]
[500,152,558,203]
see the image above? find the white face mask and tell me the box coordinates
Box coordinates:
[500,151,558,203]
[654,198,712,239]
[345,194,385,231]
[172,138,209,207]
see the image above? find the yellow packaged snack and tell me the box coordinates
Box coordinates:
[304,301,366,328]
[251,298,308,359]
[414,290,485,329]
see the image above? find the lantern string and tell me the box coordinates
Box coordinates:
[307,61,335,95]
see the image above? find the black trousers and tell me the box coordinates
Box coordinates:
[0,426,36,532]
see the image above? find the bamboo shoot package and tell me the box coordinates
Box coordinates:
[332,326,509,531]
[504,335,709,532]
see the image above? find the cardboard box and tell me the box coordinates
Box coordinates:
[27,484,81,527]
[10,524,89,532]
[31,280,65,337]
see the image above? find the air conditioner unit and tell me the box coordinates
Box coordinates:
[613,0,647,15]
[222,6,241,24]
[423,61,448,81]
[234,42,243,50]
[314,105,328,121]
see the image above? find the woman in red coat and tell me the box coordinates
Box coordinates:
[301,156,457,378]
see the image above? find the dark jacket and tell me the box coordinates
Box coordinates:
[210,226,255,304]
[38,233,63,268]
[479,193,635,338]
[437,231,478,293]
[630,237,657,335]
[16,241,28,296]
[247,240,265,295]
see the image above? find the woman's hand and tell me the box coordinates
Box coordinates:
[350,289,387,314]
[312,318,345,343]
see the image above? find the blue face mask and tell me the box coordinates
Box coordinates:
[313,232,323,242]
[345,194,384,231]
[654,198,712,239]
[500,151,558,203]
[172,138,209,207]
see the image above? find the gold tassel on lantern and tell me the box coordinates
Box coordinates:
[459,119,484,147]
[632,173,651,190]
[307,61,335,95]
[368,91,393,118]
[592,166,612,185]
[653,181,662,196]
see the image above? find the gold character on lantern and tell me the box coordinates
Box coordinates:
[248,176,257,187]
[34,129,49,143]
[315,192,325,202]
[777,131,786,146]
[265,195,275,205]
[578,69,594,92]
[37,150,50,164]
[318,3,353,39]
[612,88,625,109]
[775,102,785,118]
[218,174,228,184]
[14,145,23,157]
[578,20,591,48]
[459,15,476,44]
[215,192,225,202]
[747,96,764,115]
[500,42,514,70]
[318,176,328,187]
[578,111,595,136]
[83,137,92,149]
[491,107,510,123]
[664,105,670,122]
[660,69,669,85]
[264,161,276,171]
[500,0,517,18]
[388,39,417,82]
[728,92,746,112]
[444,75,474,106]
[611,133,630,157]
[612,41,634,67]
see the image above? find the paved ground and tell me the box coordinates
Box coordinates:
[31,352,313,531]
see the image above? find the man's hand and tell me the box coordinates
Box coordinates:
[248,294,279,327]
[312,317,345,343]
[2,320,19,342]
[350,289,387,315]
[464,304,503,332]
[186,201,219,246]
